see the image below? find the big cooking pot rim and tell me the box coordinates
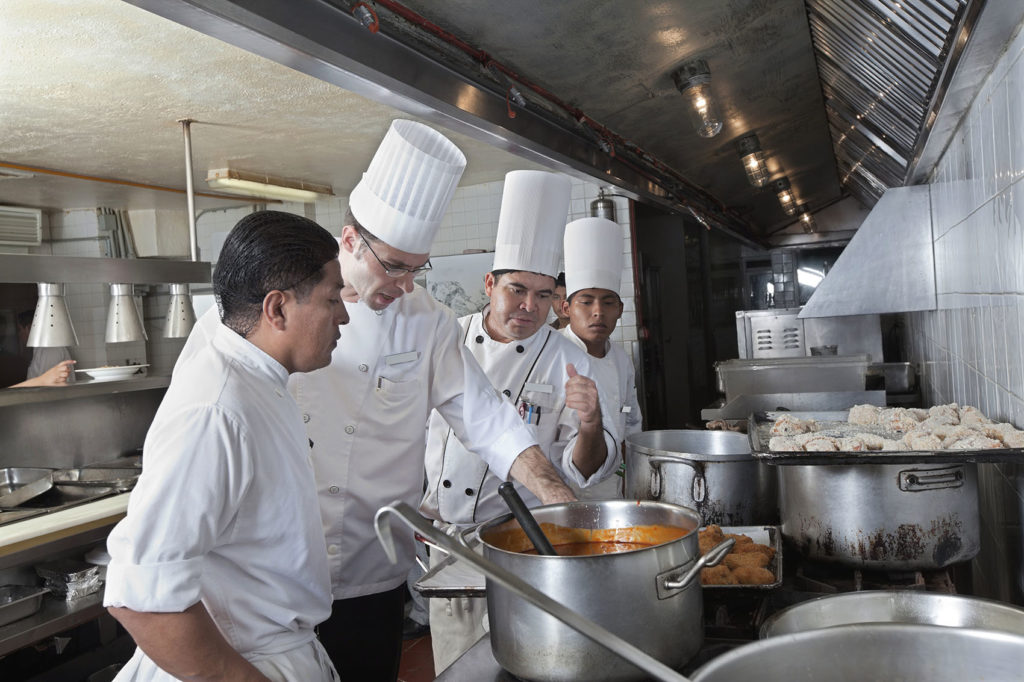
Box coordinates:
[692,623,1024,681]
[627,430,752,462]
[475,499,702,557]
[758,590,1024,639]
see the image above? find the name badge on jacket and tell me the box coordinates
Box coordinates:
[384,351,420,366]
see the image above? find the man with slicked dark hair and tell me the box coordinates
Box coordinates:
[105,210,348,682]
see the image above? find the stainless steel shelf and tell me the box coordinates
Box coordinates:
[0,591,105,657]
[0,376,171,408]
[0,254,211,284]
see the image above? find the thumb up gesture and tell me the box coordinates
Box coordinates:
[565,363,600,427]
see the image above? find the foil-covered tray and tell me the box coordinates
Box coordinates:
[749,411,1024,465]
[700,525,782,591]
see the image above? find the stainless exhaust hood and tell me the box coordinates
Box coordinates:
[800,185,936,318]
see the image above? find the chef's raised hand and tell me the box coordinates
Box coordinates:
[565,363,601,427]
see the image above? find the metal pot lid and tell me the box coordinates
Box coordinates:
[627,430,752,462]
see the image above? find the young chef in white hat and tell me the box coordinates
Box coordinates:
[419,170,621,673]
[560,216,643,499]
[105,211,348,682]
[286,121,577,680]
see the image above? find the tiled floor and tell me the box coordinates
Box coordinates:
[398,633,434,682]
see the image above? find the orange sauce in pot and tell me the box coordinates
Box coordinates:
[484,521,692,556]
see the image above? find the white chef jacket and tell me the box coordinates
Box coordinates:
[419,310,620,525]
[560,326,643,500]
[105,323,333,675]
[287,285,537,599]
[561,326,642,444]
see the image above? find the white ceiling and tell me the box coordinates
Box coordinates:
[0,0,544,212]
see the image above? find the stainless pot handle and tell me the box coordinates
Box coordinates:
[647,454,705,503]
[899,466,964,492]
[374,502,693,682]
[661,538,735,591]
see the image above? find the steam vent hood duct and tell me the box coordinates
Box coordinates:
[800,185,935,318]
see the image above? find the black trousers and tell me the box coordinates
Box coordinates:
[317,585,406,682]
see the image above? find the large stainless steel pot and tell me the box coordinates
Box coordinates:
[692,624,1024,681]
[759,591,1024,639]
[476,500,721,682]
[625,430,778,525]
[375,501,714,682]
[780,463,980,569]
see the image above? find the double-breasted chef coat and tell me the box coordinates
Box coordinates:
[419,309,621,526]
[287,286,537,599]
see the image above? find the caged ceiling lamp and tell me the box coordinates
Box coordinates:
[672,59,723,138]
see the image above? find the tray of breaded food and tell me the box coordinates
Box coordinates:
[748,404,1024,465]
[699,525,781,590]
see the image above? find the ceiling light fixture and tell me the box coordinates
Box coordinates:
[672,59,723,138]
[737,134,769,187]
[27,283,78,348]
[205,169,334,203]
[773,177,797,216]
[798,204,817,233]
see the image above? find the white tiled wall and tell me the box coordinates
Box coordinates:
[192,176,640,361]
[46,209,147,372]
[903,21,1024,603]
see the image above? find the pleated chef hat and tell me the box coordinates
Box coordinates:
[491,170,571,278]
[348,120,467,254]
[564,217,623,297]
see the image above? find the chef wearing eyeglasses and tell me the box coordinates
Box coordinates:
[287,121,577,681]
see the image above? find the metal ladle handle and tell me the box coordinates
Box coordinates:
[374,501,693,682]
[498,481,557,555]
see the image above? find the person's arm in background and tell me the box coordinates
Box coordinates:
[11,359,75,388]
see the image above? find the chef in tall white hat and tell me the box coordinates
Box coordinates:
[420,170,621,673]
[560,216,643,499]
[286,123,577,681]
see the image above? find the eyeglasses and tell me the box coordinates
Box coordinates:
[361,237,432,278]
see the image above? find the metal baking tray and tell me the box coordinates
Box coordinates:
[415,551,486,599]
[701,525,782,591]
[52,467,139,492]
[0,468,54,508]
[749,411,1024,465]
[0,585,49,627]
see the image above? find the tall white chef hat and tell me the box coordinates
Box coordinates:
[491,170,571,279]
[563,217,623,298]
[348,119,467,254]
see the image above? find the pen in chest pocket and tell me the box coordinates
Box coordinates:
[518,400,542,425]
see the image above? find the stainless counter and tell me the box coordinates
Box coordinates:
[0,590,105,657]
